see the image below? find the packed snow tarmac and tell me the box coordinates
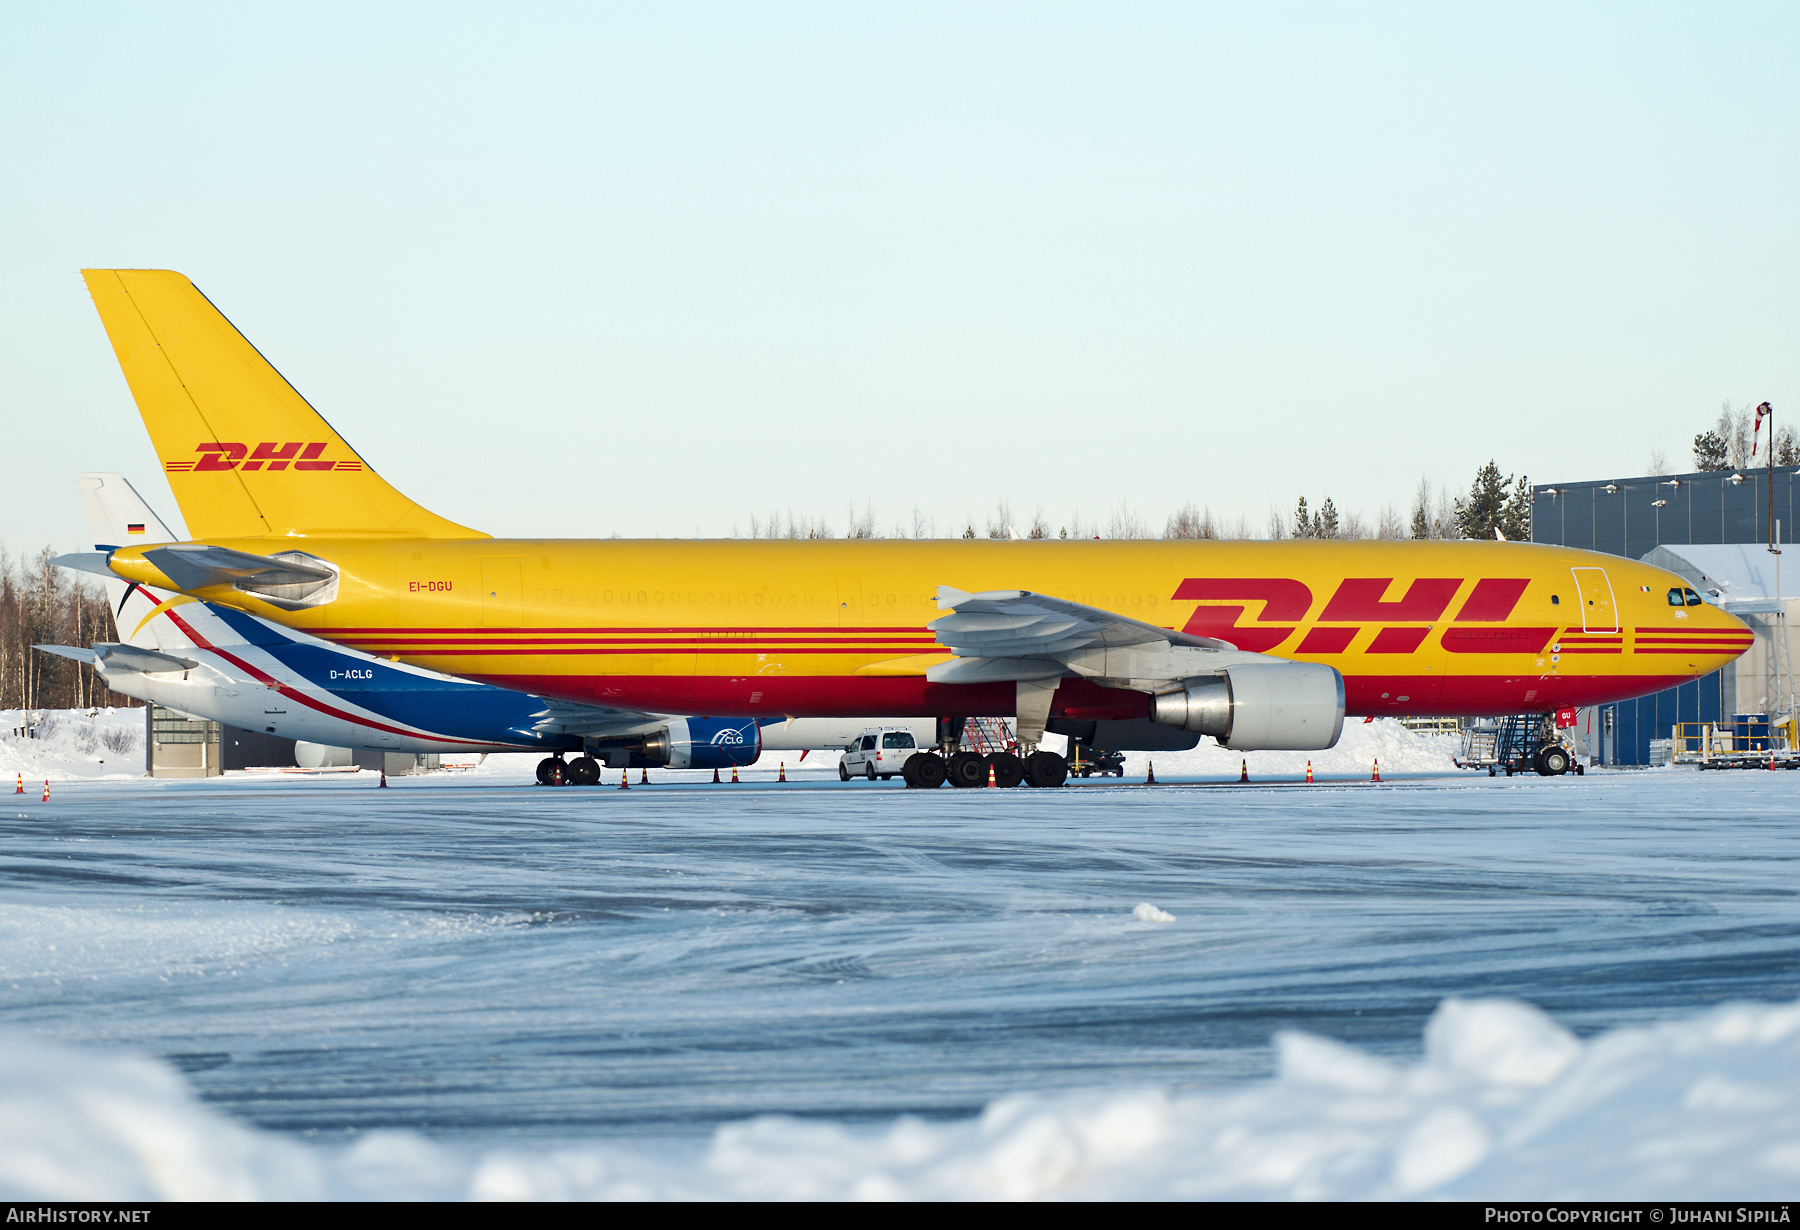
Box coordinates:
[1,730,1798,1198]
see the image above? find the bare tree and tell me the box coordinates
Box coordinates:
[1104,503,1150,539]
[1164,502,1217,540]
[1266,505,1288,540]
[846,502,877,540]
[1025,506,1050,540]
[1720,401,1755,470]
[985,499,1015,540]
[1648,448,1670,476]
[1377,503,1407,540]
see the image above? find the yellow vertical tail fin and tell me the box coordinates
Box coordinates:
[81,269,485,541]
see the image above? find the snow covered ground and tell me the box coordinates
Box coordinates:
[0,707,146,783]
[0,726,1796,1199]
[7,993,1800,1199]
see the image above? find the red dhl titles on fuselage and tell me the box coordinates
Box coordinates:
[109,537,1753,721]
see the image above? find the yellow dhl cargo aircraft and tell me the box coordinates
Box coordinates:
[78,269,1752,785]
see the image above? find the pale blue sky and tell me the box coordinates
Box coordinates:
[3,3,1795,552]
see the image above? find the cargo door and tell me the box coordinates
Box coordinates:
[1570,566,1618,633]
[480,557,523,628]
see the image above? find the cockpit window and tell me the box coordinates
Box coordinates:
[1685,588,1703,607]
[1668,587,1686,606]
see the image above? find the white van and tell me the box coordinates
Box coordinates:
[839,727,920,781]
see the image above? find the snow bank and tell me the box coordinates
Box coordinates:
[1124,717,1461,779]
[7,994,1800,1199]
[0,708,145,783]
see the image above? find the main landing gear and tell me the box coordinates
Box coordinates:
[537,754,602,786]
[899,749,1069,788]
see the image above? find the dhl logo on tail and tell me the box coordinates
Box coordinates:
[165,443,364,474]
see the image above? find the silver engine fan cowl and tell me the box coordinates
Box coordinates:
[1151,662,1346,751]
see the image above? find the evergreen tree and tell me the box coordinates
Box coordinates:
[1499,475,1531,542]
[1293,496,1311,539]
[1694,430,1728,471]
[1410,478,1431,539]
[1455,460,1514,541]
[1318,497,1339,539]
[1776,427,1799,468]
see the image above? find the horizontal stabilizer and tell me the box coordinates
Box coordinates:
[51,552,117,579]
[143,544,338,610]
[33,644,97,665]
[37,642,198,672]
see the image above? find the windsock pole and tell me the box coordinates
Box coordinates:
[1371,758,1382,783]
[1306,760,1313,784]
[1239,758,1249,783]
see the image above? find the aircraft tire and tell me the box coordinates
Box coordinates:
[1536,746,1571,776]
[536,757,562,786]
[948,751,988,788]
[903,752,946,788]
[989,751,1024,788]
[1025,751,1068,788]
[569,756,601,786]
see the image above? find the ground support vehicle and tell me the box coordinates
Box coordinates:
[1456,713,1581,777]
[1068,747,1126,778]
[1672,718,1800,770]
[839,727,921,780]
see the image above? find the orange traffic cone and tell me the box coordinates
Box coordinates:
[42,780,49,802]
[1371,758,1382,783]
[712,767,721,783]
[1146,761,1156,784]
[987,761,997,787]
[619,768,630,790]
[1306,760,1314,783]
[640,766,650,785]
[13,773,20,794]
[731,764,739,783]
[1239,758,1249,783]
[778,761,787,782]
[1770,752,1778,771]
[379,770,388,788]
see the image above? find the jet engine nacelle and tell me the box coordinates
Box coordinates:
[1150,663,1345,751]
[641,717,762,769]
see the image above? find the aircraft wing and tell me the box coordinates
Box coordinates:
[925,586,1235,685]
[522,700,667,742]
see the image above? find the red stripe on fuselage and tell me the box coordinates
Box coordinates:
[161,609,500,747]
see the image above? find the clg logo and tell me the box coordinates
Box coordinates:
[164,443,364,474]
[710,727,749,746]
